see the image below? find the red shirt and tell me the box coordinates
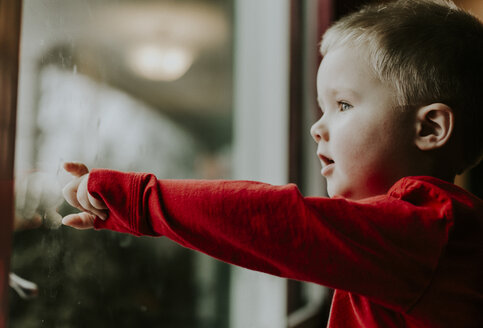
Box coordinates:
[89,169,483,327]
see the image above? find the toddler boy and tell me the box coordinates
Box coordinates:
[62,0,483,327]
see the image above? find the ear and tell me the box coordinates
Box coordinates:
[414,103,454,151]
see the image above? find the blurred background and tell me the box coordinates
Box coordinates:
[12,0,235,327]
[4,0,483,327]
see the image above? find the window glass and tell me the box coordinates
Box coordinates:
[11,1,233,327]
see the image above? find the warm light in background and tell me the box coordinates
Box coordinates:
[128,44,194,81]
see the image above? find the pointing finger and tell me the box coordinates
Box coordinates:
[63,162,89,177]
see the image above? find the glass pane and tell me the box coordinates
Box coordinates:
[11,0,233,327]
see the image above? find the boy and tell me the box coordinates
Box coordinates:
[61,0,483,327]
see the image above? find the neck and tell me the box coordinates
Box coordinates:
[421,161,456,184]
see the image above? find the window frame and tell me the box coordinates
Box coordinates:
[0,0,22,326]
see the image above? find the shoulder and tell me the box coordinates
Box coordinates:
[387,176,482,222]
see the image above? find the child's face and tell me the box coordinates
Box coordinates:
[311,45,417,200]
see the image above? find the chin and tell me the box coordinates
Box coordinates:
[327,183,358,200]
[327,184,347,199]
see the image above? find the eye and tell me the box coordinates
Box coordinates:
[338,101,353,112]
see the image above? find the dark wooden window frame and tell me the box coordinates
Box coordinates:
[0,1,22,327]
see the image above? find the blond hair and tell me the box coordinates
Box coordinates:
[321,0,483,173]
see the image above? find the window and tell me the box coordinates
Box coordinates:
[10,1,233,327]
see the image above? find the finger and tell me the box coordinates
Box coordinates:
[62,212,95,230]
[76,175,108,220]
[63,162,89,177]
[87,192,108,220]
[62,178,86,212]
[88,192,107,210]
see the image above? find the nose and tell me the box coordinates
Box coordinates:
[310,116,329,143]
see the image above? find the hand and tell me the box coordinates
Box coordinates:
[62,162,108,229]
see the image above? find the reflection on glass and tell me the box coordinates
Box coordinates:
[11,0,233,327]
[128,44,194,81]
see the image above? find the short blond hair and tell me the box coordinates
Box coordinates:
[321,0,483,173]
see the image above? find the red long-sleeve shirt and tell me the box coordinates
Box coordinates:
[89,169,483,327]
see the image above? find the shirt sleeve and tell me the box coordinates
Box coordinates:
[88,169,453,312]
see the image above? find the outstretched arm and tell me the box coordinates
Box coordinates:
[62,164,451,311]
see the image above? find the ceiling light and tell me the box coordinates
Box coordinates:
[128,44,194,81]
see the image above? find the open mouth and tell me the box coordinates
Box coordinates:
[319,154,334,167]
[318,154,335,177]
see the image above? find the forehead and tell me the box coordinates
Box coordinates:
[316,45,398,107]
[317,46,377,91]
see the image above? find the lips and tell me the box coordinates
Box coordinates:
[318,154,334,166]
[317,153,335,176]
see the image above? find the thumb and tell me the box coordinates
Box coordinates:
[63,162,89,177]
[62,212,96,230]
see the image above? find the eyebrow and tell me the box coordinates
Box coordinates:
[317,87,360,108]
[330,87,360,98]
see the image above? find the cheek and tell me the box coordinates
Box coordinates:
[333,119,376,156]
[333,119,392,172]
